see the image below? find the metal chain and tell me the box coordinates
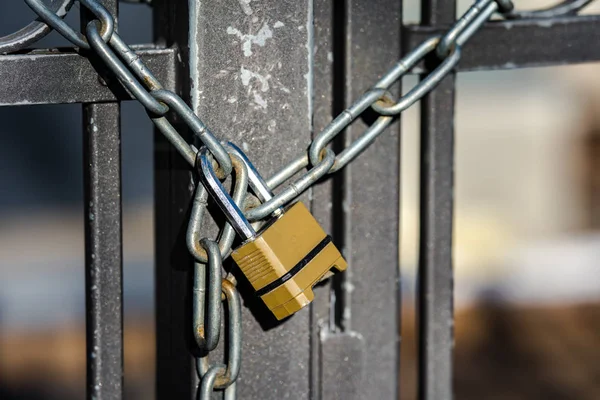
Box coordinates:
[22,0,596,397]
[193,242,242,400]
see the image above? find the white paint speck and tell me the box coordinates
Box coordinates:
[343,307,351,322]
[240,67,270,92]
[274,21,285,28]
[343,281,355,293]
[237,0,253,15]
[227,23,274,57]
[242,142,250,152]
[253,92,268,109]
[215,69,229,79]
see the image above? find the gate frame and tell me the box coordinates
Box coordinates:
[0,0,599,399]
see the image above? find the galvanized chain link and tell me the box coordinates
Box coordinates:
[193,243,242,400]
[21,0,597,397]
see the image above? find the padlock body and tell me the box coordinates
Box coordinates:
[231,202,347,320]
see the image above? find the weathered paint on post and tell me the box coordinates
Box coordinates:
[188,1,314,397]
[155,0,313,398]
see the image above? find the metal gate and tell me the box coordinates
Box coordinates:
[1,0,598,399]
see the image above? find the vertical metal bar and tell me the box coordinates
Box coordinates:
[310,0,336,397]
[82,2,123,400]
[313,2,403,399]
[310,1,402,397]
[310,0,402,399]
[153,1,196,399]
[83,104,123,400]
[342,1,401,399]
[418,0,456,399]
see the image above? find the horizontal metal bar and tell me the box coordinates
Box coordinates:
[0,47,176,106]
[404,15,600,71]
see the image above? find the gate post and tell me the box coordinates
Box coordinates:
[154,1,400,398]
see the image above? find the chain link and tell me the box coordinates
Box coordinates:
[193,243,242,399]
[187,152,249,263]
[22,0,597,397]
[196,277,242,398]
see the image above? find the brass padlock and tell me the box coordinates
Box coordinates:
[198,144,347,320]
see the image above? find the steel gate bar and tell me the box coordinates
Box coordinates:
[337,1,401,399]
[418,0,456,399]
[83,102,124,400]
[310,0,336,397]
[0,49,176,106]
[301,1,403,398]
[404,14,600,71]
[82,2,123,399]
[153,1,196,397]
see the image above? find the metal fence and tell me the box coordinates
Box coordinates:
[1,0,598,399]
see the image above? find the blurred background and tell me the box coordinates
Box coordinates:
[1,1,599,399]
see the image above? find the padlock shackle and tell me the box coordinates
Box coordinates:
[198,148,256,240]
[225,142,273,203]
[225,142,285,218]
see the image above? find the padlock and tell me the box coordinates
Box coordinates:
[198,145,347,320]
